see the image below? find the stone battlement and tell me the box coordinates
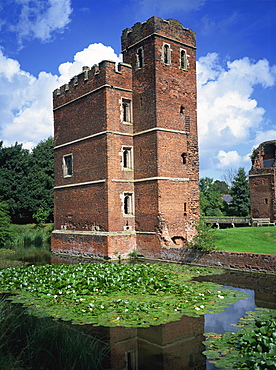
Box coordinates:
[53,60,132,109]
[121,16,196,51]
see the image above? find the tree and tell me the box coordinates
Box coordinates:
[0,201,11,246]
[199,177,224,216]
[29,137,54,222]
[0,142,33,223]
[228,168,250,217]
[221,168,237,187]
[0,138,54,223]
[214,180,229,194]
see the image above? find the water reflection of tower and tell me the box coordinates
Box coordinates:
[88,315,205,370]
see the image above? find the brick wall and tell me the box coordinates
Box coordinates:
[52,17,200,259]
[249,140,276,221]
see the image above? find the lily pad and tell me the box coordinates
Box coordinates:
[0,263,246,327]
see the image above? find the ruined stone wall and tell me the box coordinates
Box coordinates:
[249,140,276,221]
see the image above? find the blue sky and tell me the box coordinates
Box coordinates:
[0,0,276,180]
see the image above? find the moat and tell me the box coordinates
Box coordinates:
[1,255,275,369]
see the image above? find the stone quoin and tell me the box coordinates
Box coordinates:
[51,16,200,259]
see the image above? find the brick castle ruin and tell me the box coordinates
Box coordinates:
[249,140,276,221]
[51,16,200,259]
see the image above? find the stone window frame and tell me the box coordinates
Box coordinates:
[136,47,144,69]
[121,97,132,124]
[122,146,133,171]
[63,154,73,177]
[122,192,135,216]
[161,43,172,65]
[180,48,188,70]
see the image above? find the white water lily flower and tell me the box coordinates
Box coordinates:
[195,307,200,311]
[200,305,205,309]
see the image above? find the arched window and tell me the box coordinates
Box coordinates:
[180,49,187,70]
[137,47,144,69]
[122,147,133,170]
[123,193,134,215]
[122,98,132,123]
[163,44,171,65]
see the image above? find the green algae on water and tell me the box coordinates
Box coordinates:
[0,263,246,327]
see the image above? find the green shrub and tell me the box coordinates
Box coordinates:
[189,218,216,251]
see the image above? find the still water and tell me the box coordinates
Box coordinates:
[49,258,276,370]
[94,270,275,370]
[3,255,276,369]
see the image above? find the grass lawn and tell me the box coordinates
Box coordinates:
[214,226,276,254]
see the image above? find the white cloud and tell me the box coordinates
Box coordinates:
[197,53,276,152]
[252,129,276,148]
[58,43,122,85]
[7,0,72,44]
[197,53,276,176]
[215,150,241,169]
[0,44,122,148]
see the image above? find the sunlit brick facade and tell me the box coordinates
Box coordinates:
[52,17,200,259]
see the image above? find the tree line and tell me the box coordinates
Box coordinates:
[0,137,250,226]
[200,168,250,217]
[0,137,54,224]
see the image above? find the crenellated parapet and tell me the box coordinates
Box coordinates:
[53,60,132,110]
[121,16,196,52]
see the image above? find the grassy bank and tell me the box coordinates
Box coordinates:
[1,224,275,271]
[214,226,276,254]
[8,223,53,247]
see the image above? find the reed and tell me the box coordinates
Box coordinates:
[0,297,108,369]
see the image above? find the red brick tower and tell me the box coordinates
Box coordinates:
[51,17,200,259]
[121,17,199,258]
